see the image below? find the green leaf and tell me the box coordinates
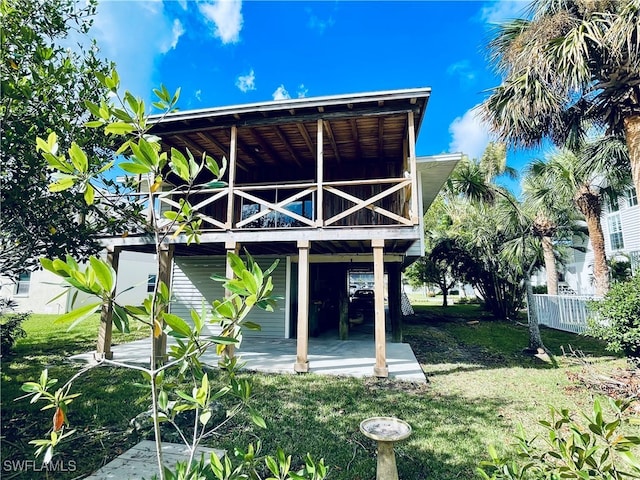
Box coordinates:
[162,313,192,338]
[158,390,168,411]
[170,148,190,181]
[89,256,115,293]
[68,142,88,172]
[54,302,101,327]
[250,408,266,429]
[120,162,152,174]
[49,175,75,192]
[105,122,134,135]
[83,184,95,205]
[112,305,130,333]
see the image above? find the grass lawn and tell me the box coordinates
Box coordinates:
[0,306,634,479]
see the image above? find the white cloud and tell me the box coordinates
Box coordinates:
[236,69,256,92]
[199,0,243,44]
[161,19,184,53]
[195,89,202,101]
[447,60,476,84]
[479,0,529,25]
[308,14,335,34]
[296,84,308,98]
[448,107,493,159]
[272,85,291,101]
[90,1,185,97]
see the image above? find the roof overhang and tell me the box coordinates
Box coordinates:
[417,153,462,213]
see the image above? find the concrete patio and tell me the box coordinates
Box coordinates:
[72,334,426,383]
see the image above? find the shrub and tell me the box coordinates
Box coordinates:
[0,298,28,358]
[532,285,548,294]
[587,275,640,364]
[477,398,640,480]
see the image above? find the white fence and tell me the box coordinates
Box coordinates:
[529,294,599,334]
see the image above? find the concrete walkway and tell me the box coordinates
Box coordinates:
[72,335,426,383]
[84,441,223,480]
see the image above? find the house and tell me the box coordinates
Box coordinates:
[560,187,640,294]
[96,88,461,377]
[0,251,156,314]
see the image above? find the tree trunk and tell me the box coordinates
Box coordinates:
[575,187,609,297]
[585,211,610,296]
[525,278,545,352]
[442,288,448,307]
[624,115,640,203]
[541,235,558,295]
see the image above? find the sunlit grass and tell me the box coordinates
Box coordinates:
[0,306,632,479]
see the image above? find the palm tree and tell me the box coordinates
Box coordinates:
[526,138,630,296]
[521,164,582,295]
[482,0,640,199]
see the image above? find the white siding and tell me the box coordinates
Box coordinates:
[171,255,287,338]
[0,251,155,314]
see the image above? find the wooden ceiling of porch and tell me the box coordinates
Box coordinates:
[150,88,431,173]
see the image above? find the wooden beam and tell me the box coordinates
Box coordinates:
[294,240,310,373]
[323,120,341,164]
[316,119,324,227]
[196,131,228,158]
[378,117,384,160]
[226,126,237,229]
[95,246,120,361]
[372,239,388,377]
[195,131,249,174]
[349,119,362,160]
[388,263,402,343]
[222,240,240,362]
[103,224,422,247]
[296,123,315,158]
[408,111,419,224]
[173,134,205,157]
[249,128,282,165]
[274,126,302,167]
[153,244,174,366]
[153,105,419,136]
[236,137,264,166]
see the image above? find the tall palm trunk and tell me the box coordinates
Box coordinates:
[575,186,609,296]
[624,115,640,201]
[541,235,558,295]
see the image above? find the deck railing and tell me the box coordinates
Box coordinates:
[153,176,415,232]
[530,294,599,334]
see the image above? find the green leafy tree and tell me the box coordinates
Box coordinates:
[481,0,640,205]
[0,0,139,279]
[588,275,640,365]
[18,73,327,480]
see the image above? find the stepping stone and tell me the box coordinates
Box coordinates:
[84,440,224,480]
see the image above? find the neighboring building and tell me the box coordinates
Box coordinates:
[559,187,639,295]
[84,88,460,377]
[0,251,156,313]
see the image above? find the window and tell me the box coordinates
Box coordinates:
[626,188,638,207]
[608,213,624,250]
[606,196,619,213]
[147,274,156,293]
[15,272,31,296]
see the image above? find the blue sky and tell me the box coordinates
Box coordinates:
[88,0,540,189]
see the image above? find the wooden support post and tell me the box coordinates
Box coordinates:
[95,246,120,361]
[153,244,174,365]
[316,119,324,227]
[294,240,310,373]
[408,112,419,224]
[372,239,388,377]
[226,125,237,229]
[338,266,349,340]
[223,240,239,361]
[388,264,403,343]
